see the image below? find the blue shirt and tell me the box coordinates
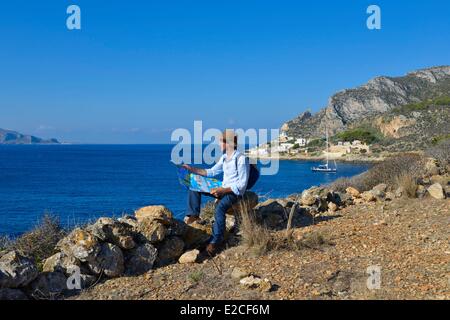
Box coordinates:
[205,150,250,196]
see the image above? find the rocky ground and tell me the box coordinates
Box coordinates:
[74,196,449,300]
[2,154,448,301]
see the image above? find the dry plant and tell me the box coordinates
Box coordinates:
[13,213,66,269]
[395,173,418,198]
[236,200,273,256]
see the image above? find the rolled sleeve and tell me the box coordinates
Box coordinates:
[205,156,224,177]
[231,156,250,196]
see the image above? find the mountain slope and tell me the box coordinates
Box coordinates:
[0,128,59,144]
[282,66,450,139]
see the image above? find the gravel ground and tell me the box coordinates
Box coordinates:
[74,197,449,300]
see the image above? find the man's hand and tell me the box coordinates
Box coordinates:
[211,187,232,199]
[182,164,192,171]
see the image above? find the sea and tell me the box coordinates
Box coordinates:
[0,144,370,236]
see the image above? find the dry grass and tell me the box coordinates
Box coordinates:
[12,214,66,269]
[200,200,216,221]
[237,200,273,256]
[236,200,330,255]
[395,173,418,198]
[330,153,426,192]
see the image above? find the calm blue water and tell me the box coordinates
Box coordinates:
[0,145,369,236]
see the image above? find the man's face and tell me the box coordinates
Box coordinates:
[220,138,227,152]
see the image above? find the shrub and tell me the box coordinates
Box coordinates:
[307,138,326,148]
[336,128,380,144]
[200,200,216,221]
[188,270,204,283]
[395,173,418,198]
[237,201,272,256]
[12,214,66,268]
[329,153,426,192]
[426,139,450,167]
[0,235,13,252]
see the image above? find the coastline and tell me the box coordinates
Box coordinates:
[248,153,385,164]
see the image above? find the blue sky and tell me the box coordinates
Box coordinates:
[0,0,449,143]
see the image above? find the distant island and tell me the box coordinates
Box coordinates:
[0,128,60,145]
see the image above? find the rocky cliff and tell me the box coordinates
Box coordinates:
[0,128,59,144]
[282,66,450,138]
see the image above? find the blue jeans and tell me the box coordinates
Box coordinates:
[186,190,239,244]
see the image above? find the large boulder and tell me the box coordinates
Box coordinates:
[226,191,259,215]
[255,199,290,217]
[0,288,28,300]
[27,272,67,299]
[124,242,158,276]
[0,251,38,288]
[42,252,82,274]
[182,222,212,249]
[427,183,446,200]
[86,217,136,250]
[137,219,168,244]
[56,228,101,262]
[156,236,185,266]
[135,205,173,225]
[87,243,124,278]
[301,186,331,206]
[42,252,95,289]
[167,219,188,237]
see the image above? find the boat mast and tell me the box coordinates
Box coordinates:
[325,126,329,168]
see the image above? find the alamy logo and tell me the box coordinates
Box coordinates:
[66,266,81,290]
[66,5,81,30]
[171,121,280,176]
[367,5,381,30]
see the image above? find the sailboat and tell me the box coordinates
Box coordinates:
[311,127,337,173]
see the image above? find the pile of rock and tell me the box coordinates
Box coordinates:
[254,187,347,229]
[0,205,216,300]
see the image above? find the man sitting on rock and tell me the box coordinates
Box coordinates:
[182,129,250,256]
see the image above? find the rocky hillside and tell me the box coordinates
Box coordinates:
[282,66,450,139]
[0,128,59,145]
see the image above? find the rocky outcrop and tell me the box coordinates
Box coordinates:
[0,251,39,288]
[281,66,450,139]
[0,128,59,145]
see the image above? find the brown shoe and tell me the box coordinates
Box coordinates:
[205,243,220,257]
[185,215,201,225]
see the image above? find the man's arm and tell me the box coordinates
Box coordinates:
[182,156,224,177]
[182,164,207,176]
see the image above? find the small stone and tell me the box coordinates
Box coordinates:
[427,183,446,200]
[231,267,249,280]
[178,250,200,264]
[240,275,272,292]
[346,187,360,198]
[328,202,338,212]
